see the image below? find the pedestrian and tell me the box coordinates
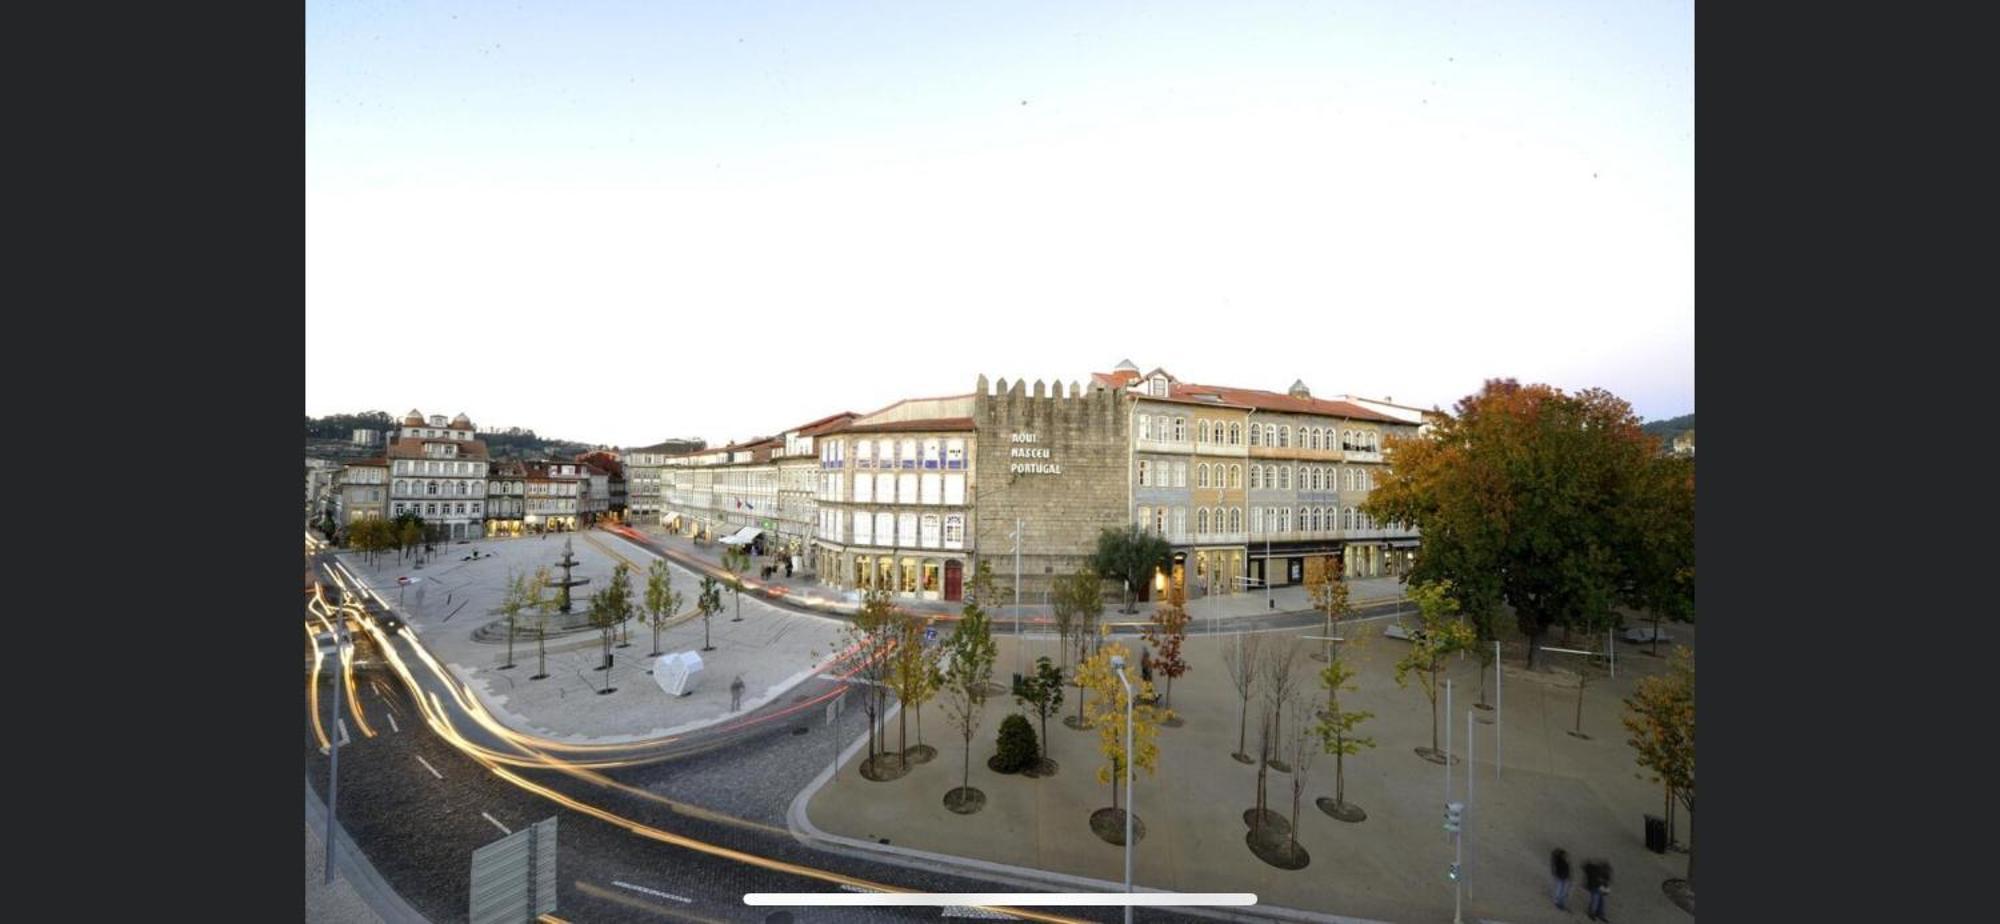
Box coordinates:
[1583,858,1613,922]
[1550,847,1572,911]
[729,674,746,712]
[784,556,793,578]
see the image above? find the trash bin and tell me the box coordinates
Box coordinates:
[1644,814,1668,853]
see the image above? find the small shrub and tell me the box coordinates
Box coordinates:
[993,713,1039,773]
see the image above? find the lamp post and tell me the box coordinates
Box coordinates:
[1111,654,1135,924]
[323,606,349,885]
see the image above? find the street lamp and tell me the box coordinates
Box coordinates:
[1111,654,1135,924]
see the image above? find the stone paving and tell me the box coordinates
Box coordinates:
[305,822,385,924]
[332,532,847,743]
[804,622,1698,924]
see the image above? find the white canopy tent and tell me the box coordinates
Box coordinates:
[718,527,764,547]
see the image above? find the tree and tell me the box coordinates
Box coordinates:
[644,559,682,657]
[889,611,942,762]
[1140,581,1191,710]
[527,566,555,680]
[695,575,721,652]
[940,598,998,813]
[721,546,749,621]
[1078,642,1168,821]
[588,563,633,692]
[1051,567,1103,677]
[1303,556,1353,665]
[1090,525,1171,615]
[1013,655,1065,769]
[842,584,899,774]
[1368,379,1663,668]
[1221,631,1264,763]
[1315,648,1375,822]
[496,570,530,669]
[1259,639,1304,773]
[1278,689,1321,864]
[1624,647,1696,893]
[1394,580,1478,762]
[397,517,423,563]
[1619,454,1697,656]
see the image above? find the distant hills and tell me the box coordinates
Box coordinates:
[304,411,594,461]
[1641,412,1694,443]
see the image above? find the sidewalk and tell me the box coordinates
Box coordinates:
[624,524,1406,628]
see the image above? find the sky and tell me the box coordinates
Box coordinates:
[307,0,1693,447]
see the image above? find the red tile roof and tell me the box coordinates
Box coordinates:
[790,411,860,436]
[386,437,491,459]
[1139,382,1408,423]
[825,417,977,434]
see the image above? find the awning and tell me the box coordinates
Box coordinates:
[719,527,765,546]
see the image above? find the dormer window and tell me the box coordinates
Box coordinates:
[1149,376,1168,397]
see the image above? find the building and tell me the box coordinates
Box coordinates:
[1671,429,1695,457]
[522,460,586,531]
[334,458,388,526]
[662,361,1423,603]
[306,458,342,524]
[484,461,527,536]
[581,463,611,525]
[349,428,382,447]
[619,438,706,526]
[386,410,493,539]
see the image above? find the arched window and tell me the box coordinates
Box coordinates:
[1250,465,1262,489]
[1252,507,1264,534]
[1138,414,1152,441]
[1344,507,1356,530]
[1281,466,1292,490]
[1307,428,1319,450]
[426,481,438,495]
[1249,423,1262,446]
[1263,424,1275,445]
[1197,463,1209,488]
[1231,507,1243,532]
[1230,422,1242,444]
[1230,464,1242,488]
[1278,426,1290,448]
[394,480,406,495]
[1197,508,1209,534]
[1199,420,1212,443]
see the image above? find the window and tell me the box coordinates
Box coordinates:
[1230,422,1242,445]
[1250,465,1262,489]
[1229,464,1241,488]
[1174,462,1187,487]
[856,440,873,468]
[945,439,965,469]
[1283,426,1295,448]
[921,514,942,549]
[1202,420,1215,443]
[1139,414,1152,440]
[1253,507,1264,534]
[854,473,873,503]
[900,440,917,468]
[875,512,894,544]
[1137,505,1150,529]
[1173,417,1187,442]
[855,513,874,545]
[1150,376,1168,397]
[921,473,941,504]
[1344,507,1355,530]
[1137,460,1151,486]
[943,515,964,549]
[1153,507,1166,534]
[1173,507,1186,540]
[426,482,438,495]
[1249,424,1262,446]
[1280,466,1292,491]
[898,512,918,546]
[1228,507,1241,532]
[876,473,895,502]
[1197,508,1209,534]
[942,473,965,505]
[922,439,942,469]
[1197,464,1209,488]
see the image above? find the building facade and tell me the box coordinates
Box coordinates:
[523,460,585,531]
[334,458,387,525]
[620,438,707,526]
[484,461,527,536]
[386,411,492,539]
[811,398,978,601]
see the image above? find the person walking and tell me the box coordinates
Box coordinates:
[1583,857,1613,922]
[729,674,746,712]
[1550,847,1573,911]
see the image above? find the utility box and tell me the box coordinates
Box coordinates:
[1644,814,1668,853]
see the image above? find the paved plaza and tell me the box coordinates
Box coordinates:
[332,532,848,743]
[802,622,1697,924]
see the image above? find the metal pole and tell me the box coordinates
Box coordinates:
[1014,518,1023,677]
[1608,628,1616,679]
[1265,533,1272,609]
[324,616,345,885]
[1494,641,1503,781]
[1116,664,1135,924]
[1444,677,1452,806]
[1466,708,1474,900]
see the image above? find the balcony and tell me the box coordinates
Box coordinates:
[1134,437,1187,454]
[1342,450,1384,463]
[1194,441,1244,457]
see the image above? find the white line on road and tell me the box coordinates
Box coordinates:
[612,881,692,903]
[337,719,351,746]
[386,711,399,733]
[941,907,1017,919]
[481,812,511,835]
[416,754,443,780]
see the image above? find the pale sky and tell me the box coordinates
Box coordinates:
[307,1,1693,448]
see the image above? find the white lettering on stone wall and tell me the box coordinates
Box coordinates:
[1007,433,1061,474]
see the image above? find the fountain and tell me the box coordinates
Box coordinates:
[545,537,591,614]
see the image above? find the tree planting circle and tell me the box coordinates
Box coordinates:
[1090,808,1146,845]
[1246,826,1311,870]
[859,753,912,781]
[1022,757,1060,778]
[943,786,986,815]
[903,744,938,764]
[1243,808,1290,835]
[1664,878,1695,915]
[1414,746,1460,765]
[1063,715,1093,730]
[1316,797,1367,822]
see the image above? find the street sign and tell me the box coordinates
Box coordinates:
[923,627,939,645]
[469,816,557,924]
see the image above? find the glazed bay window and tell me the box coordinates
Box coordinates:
[854,473,874,503]
[875,472,895,502]
[943,473,965,505]
[874,512,893,545]
[898,473,918,504]
[943,515,964,549]
[856,440,874,468]
[921,514,942,548]
[921,473,941,504]
[898,512,918,547]
[922,439,942,469]
[854,513,874,545]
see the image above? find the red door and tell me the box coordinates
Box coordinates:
[944,560,963,602]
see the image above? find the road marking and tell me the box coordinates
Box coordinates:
[416,754,443,780]
[336,719,352,746]
[481,811,511,835]
[942,907,1018,919]
[613,881,693,903]
[386,711,400,733]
